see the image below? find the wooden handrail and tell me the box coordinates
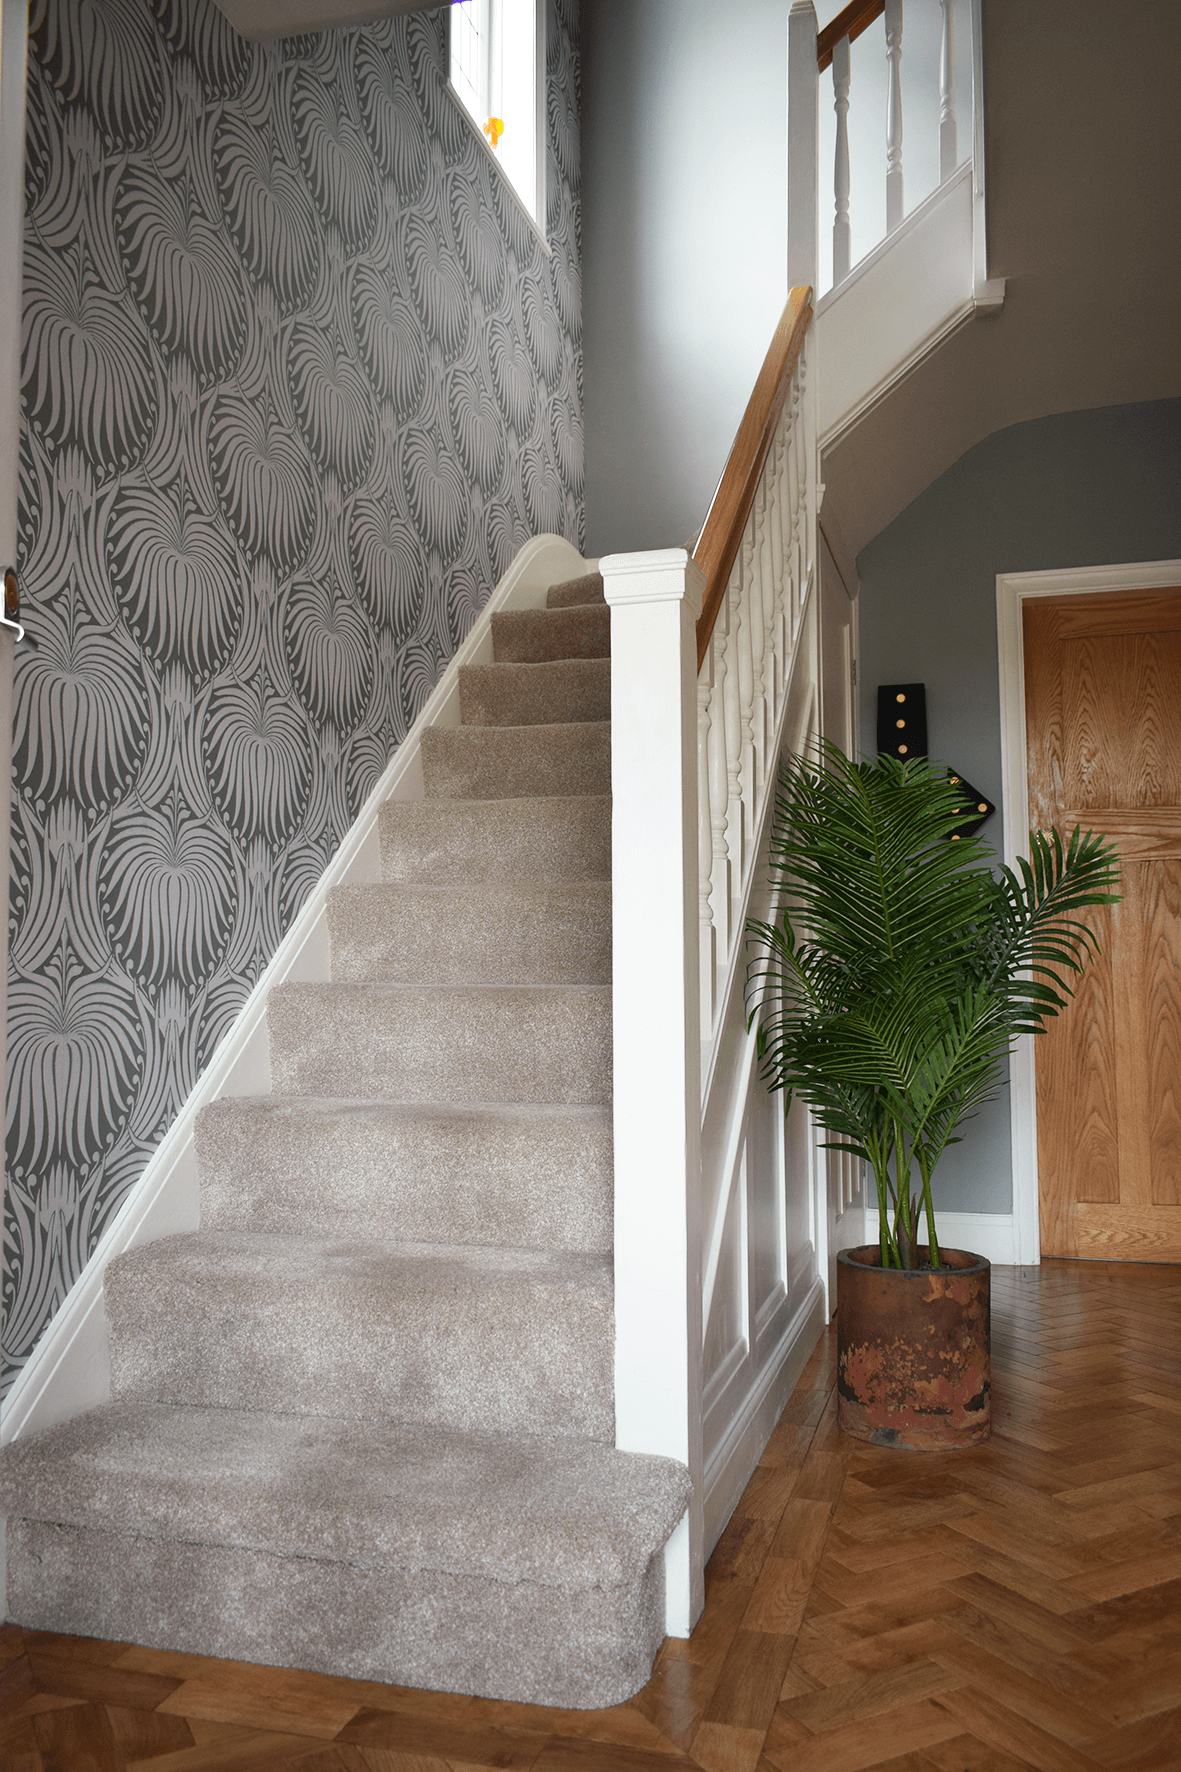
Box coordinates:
[692,286,812,672]
[817,0,885,72]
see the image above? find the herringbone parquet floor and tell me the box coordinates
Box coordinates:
[3,1259,1179,1772]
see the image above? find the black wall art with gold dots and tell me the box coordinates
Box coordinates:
[5,0,583,1394]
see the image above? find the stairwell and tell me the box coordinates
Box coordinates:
[0,569,692,1710]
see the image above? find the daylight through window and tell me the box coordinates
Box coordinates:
[450,0,543,227]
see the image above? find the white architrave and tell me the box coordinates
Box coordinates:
[996,558,1181,1268]
[601,548,706,1640]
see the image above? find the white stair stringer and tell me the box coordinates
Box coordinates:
[0,545,694,1708]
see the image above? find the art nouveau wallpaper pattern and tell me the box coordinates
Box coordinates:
[5,0,583,1392]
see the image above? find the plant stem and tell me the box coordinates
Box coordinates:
[918,1145,941,1267]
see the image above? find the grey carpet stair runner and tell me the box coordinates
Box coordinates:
[0,571,692,1708]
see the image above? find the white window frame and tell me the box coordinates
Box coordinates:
[447,0,547,243]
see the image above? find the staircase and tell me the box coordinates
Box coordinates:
[0,569,692,1710]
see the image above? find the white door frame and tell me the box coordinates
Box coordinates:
[996,558,1181,1267]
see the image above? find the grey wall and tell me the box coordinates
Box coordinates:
[580,0,788,557]
[857,397,1181,1213]
[5,0,582,1395]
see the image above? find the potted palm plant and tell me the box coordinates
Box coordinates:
[747,743,1120,1449]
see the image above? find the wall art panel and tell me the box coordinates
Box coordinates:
[5,0,583,1394]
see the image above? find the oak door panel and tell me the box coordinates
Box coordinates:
[1024,587,1181,1260]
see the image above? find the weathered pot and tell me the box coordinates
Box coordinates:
[837,1246,990,1449]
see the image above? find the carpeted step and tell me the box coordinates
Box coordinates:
[420,721,610,800]
[196,1098,613,1252]
[326,881,610,986]
[379,796,611,885]
[492,602,610,663]
[460,657,610,727]
[104,1231,614,1440]
[0,1402,692,1707]
[267,981,612,1103]
[547,571,605,608]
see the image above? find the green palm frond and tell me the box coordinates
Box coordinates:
[747,740,1121,1269]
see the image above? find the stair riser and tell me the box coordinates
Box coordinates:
[196,1101,613,1252]
[379,798,611,885]
[268,985,612,1104]
[492,604,610,663]
[420,724,610,801]
[327,884,611,986]
[460,659,610,727]
[105,1246,614,1440]
[546,572,606,609]
[7,1521,664,1709]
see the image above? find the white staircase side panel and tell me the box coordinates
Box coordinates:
[815,163,977,448]
[698,584,827,1557]
[1,535,593,1449]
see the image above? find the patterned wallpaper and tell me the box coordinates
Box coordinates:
[4,0,583,1394]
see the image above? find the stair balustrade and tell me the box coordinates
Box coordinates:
[799,0,970,299]
[603,289,826,1639]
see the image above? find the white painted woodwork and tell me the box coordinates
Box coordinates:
[832,33,852,290]
[602,548,706,1640]
[0,535,594,1447]
[815,162,974,446]
[210,0,440,40]
[939,0,957,182]
[788,0,820,292]
[817,527,866,1306]
[884,0,904,233]
[995,559,1181,1273]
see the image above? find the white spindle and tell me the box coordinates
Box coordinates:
[885,0,904,232]
[708,605,734,969]
[697,669,716,1034]
[832,32,851,284]
[758,472,777,759]
[939,0,957,181]
[762,428,780,698]
[748,488,768,794]
[723,563,745,893]
[735,533,757,876]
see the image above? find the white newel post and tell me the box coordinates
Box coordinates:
[787,1,819,292]
[601,548,705,1638]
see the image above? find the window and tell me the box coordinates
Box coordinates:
[449,0,544,229]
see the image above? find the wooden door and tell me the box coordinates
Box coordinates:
[1024,587,1181,1261]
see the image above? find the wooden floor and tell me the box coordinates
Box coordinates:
[3,1259,1180,1772]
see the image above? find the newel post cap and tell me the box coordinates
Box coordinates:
[600,548,705,617]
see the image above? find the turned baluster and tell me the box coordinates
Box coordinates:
[709,597,735,966]
[939,0,957,181]
[832,32,852,284]
[885,0,904,232]
[723,563,746,903]
[698,663,717,1036]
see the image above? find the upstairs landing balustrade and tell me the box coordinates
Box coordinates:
[793,0,1004,444]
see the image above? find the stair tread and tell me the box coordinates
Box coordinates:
[420,722,610,801]
[460,658,610,727]
[546,572,605,608]
[491,605,610,663]
[0,1401,691,1592]
[111,1226,612,1286]
[105,1231,615,1439]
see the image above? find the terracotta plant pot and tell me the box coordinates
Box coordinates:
[836,1246,991,1449]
